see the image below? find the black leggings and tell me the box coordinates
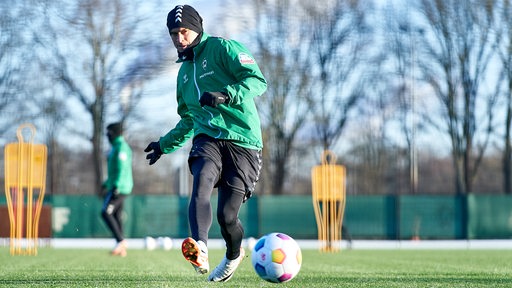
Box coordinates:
[101,192,125,243]
[187,135,261,260]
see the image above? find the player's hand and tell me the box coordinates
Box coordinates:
[144,141,163,165]
[98,185,108,198]
[199,92,229,107]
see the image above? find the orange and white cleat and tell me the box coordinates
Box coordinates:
[181,237,209,274]
[111,240,127,257]
[208,248,245,282]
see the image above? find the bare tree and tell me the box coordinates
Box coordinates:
[40,0,169,194]
[382,2,428,194]
[242,0,372,195]
[303,0,372,152]
[246,0,313,195]
[495,0,512,194]
[0,1,41,138]
[417,0,497,194]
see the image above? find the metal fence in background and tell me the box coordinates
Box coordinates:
[1,194,511,240]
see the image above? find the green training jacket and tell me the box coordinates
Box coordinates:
[159,32,267,153]
[103,136,133,194]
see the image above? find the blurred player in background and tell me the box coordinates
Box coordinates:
[101,122,133,257]
[144,4,267,282]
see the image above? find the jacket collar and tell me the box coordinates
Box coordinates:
[176,32,210,63]
[111,136,124,145]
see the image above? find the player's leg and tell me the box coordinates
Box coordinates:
[114,198,124,236]
[182,156,219,274]
[208,143,262,282]
[207,183,245,282]
[217,184,245,259]
[188,157,218,243]
[183,135,222,274]
[101,193,127,256]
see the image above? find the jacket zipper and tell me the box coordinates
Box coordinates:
[193,55,222,138]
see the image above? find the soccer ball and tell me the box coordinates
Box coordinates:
[246,237,257,251]
[251,232,302,283]
[145,236,157,251]
[158,237,173,251]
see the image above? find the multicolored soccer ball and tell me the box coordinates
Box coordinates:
[251,232,302,283]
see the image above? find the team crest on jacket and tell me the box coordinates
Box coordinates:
[238,52,255,64]
[202,59,208,70]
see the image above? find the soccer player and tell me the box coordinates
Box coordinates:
[101,122,133,257]
[144,4,267,282]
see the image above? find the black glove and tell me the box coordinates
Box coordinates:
[199,92,229,107]
[144,141,163,165]
[99,184,108,198]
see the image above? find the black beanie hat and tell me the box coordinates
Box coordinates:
[167,5,203,34]
[107,122,123,138]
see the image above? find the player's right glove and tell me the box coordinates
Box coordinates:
[199,91,229,108]
[99,184,108,198]
[144,141,163,165]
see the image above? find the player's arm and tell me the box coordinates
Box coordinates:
[219,40,267,105]
[159,85,194,153]
[145,89,194,165]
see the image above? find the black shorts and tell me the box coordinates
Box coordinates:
[188,134,262,201]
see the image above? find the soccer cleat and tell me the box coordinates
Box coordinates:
[207,248,245,282]
[111,240,127,257]
[181,237,209,274]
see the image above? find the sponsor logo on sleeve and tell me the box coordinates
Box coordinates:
[238,52,255,64]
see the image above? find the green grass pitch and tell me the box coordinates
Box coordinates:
[1,247,512,287]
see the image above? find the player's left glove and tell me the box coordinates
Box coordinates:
[199,92,229,108]
[144,141,163,165]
